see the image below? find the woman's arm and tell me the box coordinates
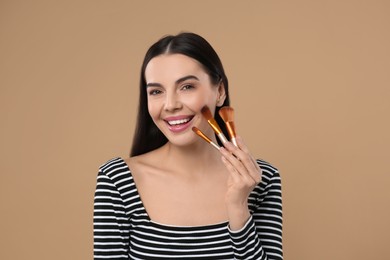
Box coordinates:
[229,166,283,259]
[220,137,283,259]
[93,169,130,260]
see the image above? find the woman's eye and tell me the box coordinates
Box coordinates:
[181,84,194,91]
[148,89,162,95]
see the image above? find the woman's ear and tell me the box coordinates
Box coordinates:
[216,82,226,107]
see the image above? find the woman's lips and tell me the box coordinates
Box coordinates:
[165,116,194,133]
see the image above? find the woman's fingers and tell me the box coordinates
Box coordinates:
[220,146,246,177]
[236,136,259,169]
[236,136,262,183]
[221,155,241,183]
[221,149,256,192]
[220,136,264,208]
[222,137,262,184]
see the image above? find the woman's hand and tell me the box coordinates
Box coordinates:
[220,136,262,230]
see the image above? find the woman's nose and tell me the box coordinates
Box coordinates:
[164,92,182,111]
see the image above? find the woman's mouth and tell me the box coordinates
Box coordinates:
[167,118,191,126]
[165,116,194,133]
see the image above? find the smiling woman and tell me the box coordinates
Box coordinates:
[93,32,283,259]
[145,54,224,145]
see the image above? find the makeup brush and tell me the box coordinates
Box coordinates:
[219,106,238,147]
[201,106,228,144]
[192,127,221,151]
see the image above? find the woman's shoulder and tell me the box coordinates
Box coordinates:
[98,148,161,174]
[99,157,128,172]
[256,159,279,175]
[249,159,282,210]
[126,146,167,172]
[256,159,281,186]
[96,157,136,196]
[96,157,143,211]
[97,157,133,184]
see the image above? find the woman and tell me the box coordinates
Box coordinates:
[94,32,283,259]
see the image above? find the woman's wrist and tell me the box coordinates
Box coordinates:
[227,203,251,231]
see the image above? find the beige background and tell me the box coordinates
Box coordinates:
[1,0,389,259]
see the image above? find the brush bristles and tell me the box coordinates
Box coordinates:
[219,106,238,146]
[192,127,212,143]
[201,105,228,144]
[219,106,235,123]
[201,106,222,133]
[201,106,213,120]
[192,127,221,150]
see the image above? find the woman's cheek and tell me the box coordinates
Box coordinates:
[185,94,211,111]
[147,102,158,120]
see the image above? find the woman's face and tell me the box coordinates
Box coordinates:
[145,53,225,147]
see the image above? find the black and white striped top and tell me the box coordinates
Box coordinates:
[94,157,283,259]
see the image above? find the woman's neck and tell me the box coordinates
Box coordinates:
[159,141,223,177]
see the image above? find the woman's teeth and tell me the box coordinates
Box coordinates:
[168,118,190,126]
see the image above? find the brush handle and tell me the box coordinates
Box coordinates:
[231,137,238,147]
[207,118,228,144]
[217,132,229,144]
[210,142,221,151]
[192,126,222,151]
[225,122,237,147]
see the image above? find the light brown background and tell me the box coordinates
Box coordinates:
[1,0,389,259]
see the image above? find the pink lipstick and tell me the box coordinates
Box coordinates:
[164,115,194,133]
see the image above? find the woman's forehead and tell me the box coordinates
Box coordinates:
[145,54,208,83]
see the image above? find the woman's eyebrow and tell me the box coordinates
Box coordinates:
[146,82,162,88]
[146,75,199,88]
[175,75,199,84]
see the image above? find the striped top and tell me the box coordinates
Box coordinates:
[94,157,283,259]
